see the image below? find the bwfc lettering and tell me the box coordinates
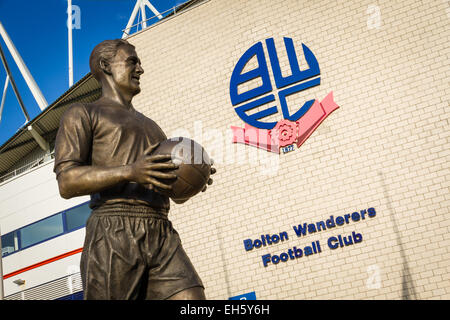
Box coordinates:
[229,37,340,154]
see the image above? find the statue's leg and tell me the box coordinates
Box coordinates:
[166,286,206,300]
[144,223,205,300]
[81,213,147,300]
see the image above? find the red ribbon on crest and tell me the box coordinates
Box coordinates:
[231,92,339,154]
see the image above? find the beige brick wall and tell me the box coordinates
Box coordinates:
[127,0,449,299]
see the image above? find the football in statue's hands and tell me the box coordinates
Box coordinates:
[151,137,211,201]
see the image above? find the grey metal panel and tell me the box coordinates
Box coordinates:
[4,273,83,300]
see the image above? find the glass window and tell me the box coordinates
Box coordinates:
[1,231,18,257]
[20,214,64,249]
[65,203,91,231]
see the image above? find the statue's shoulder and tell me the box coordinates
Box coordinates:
[135,110,160,127]
[65,100,107,118]
[136,110,155,122]
[61,102,90,121]
[134,110,167,138]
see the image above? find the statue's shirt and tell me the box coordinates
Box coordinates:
[53,102,170,211]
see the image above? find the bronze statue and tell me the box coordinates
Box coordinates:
[54,39,215,300]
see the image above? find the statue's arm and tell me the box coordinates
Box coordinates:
[57,164,133,199]
[56,144,178,199]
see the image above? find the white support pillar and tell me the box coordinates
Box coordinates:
[139,0,147,29]
[28,125,49,152]
[143,0,163,19]
[122,0,141,39]
[0,21,48,111]
[122,0,163,39]
[0,41,30,121]
[67,0,73,87]
[0,75,9,124]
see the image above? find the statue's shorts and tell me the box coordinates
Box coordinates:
[80,203,204,300]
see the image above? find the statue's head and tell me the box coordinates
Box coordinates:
[89,39,144,96]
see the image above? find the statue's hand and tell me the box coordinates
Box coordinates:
[202,158,216,192]
[129,143,178,190]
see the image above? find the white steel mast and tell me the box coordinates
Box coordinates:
[0,75,9,124]
[122,0,163,39]
[0,22,49,151]
[68,0,73,87]
[0,22,48,111]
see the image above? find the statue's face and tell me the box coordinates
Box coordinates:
[108,45,144,96]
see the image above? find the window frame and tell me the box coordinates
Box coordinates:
[19,213,65,251]
[1,201,90,258]
[63,202,92,233]
[0,230,18,257]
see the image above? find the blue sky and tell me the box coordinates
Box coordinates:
[0,0,186,146]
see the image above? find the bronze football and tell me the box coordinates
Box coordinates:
[152,137,211,201]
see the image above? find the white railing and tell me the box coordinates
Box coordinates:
[122,0,209,38]
[0,152,55,184]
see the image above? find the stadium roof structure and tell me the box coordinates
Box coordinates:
[0,73,100,177]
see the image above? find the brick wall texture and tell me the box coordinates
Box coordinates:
[127,0,449,299]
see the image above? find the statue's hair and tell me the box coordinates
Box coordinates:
[89,39,135,81]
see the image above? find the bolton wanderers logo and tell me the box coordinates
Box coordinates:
[229,37,339,154]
